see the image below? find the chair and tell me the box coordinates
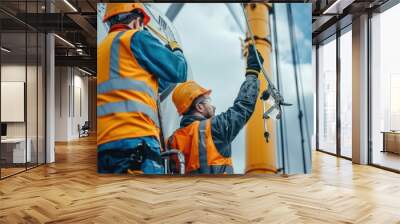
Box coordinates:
[78,121,90,138]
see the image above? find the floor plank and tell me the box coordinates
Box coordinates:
[0,136,399,223]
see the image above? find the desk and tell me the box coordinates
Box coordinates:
[1,138,31,163]
[382,131,400,154]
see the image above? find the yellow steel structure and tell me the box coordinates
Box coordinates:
[244,3,277,174]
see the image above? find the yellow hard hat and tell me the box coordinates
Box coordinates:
[103,3,150,25]
[172,81,212,115]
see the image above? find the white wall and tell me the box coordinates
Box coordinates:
[72,73,89,138]
[1,65,37,138]
[54,67,89,141]
[1,64,45,163]
[55,67,69,141]
[1,65,26,82]
[1,65,26,139]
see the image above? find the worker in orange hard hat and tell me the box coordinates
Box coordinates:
[167,44,263,174]
[102,3,151,25]
[97,3,187,174]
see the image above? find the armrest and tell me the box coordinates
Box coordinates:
[160,149,185,175]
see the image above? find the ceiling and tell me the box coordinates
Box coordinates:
[311,0,392,44]
[0,0,96,74]
[1,0,398,74]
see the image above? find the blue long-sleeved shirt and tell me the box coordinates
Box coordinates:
[178,75,260,158]
[131,29,187,92]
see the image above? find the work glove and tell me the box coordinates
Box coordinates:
[246,44,264,77]
[166,40,183,53]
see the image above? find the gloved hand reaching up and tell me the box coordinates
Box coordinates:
[246,44,264,77]
[166,40,183,53]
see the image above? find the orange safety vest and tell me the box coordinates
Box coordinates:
[97,28,160,146]
[168,119,233,174]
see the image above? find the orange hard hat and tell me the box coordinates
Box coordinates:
[172,81,212,115]
[103,3,150,25]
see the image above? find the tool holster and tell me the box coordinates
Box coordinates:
[126,142,162,172]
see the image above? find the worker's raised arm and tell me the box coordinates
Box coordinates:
[131,29,188,90]
[210,45,263,156]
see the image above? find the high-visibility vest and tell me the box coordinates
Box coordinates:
[168,119,233,174]
[97,28,160,146]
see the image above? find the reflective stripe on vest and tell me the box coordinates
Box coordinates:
[168,119,233,174]
[97,30,160,127]
[97,78,157,100]
[198,120,210,173]
[97,100,160,127]
[110,31,125,79]
[197,120,233,174]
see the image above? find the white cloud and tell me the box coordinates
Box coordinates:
[271,4,311,65]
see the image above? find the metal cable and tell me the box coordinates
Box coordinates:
[241,3,290,145]
[241,4,289,109]
[287,4,307,173]
[270,5,287,174]
[241,4,275,90]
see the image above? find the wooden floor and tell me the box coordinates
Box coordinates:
[373,151,400,171]
[1,163,44,178]
[1,167,26,178]
[1,136,400,223]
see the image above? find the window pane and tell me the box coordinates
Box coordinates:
[27,31,38,169]
[0,0,46,178]
[371,3,400,171]
[38,32,46,165]
[1,18,28,177]
[318,37,337,154]
[340,29,352,158]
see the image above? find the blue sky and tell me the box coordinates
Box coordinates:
[291,4,312,64]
